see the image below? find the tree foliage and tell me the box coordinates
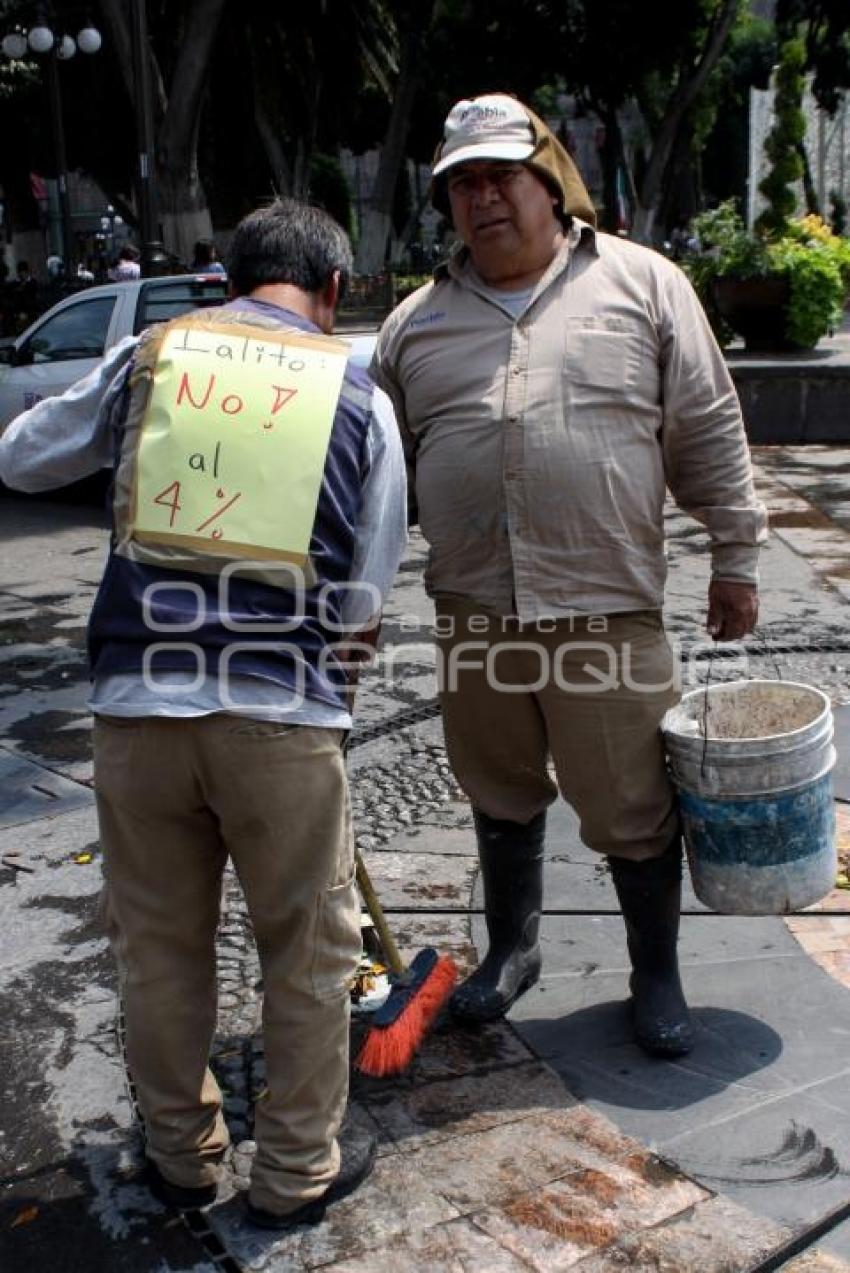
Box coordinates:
[776,0,850,113]
[756,37,806,236]
[1,2,847,268]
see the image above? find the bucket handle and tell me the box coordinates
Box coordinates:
[698,625,785,778]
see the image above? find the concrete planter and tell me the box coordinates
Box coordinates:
[711,275,805,352]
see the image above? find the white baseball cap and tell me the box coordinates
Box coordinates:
[432,94,536,177]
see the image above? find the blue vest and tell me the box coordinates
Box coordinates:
[88,300,373,709]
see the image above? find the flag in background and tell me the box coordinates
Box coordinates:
[615,166,630,234]
[29,172,48,203]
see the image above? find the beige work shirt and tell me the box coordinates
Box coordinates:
[372,221,767,621]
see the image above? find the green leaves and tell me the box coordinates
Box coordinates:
[767,236,845,348]
[756,38,806,237]
[683,200,849,349]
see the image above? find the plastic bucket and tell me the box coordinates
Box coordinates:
[662,680,837,915]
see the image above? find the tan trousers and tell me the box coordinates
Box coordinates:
[435,599,681,860]
[93,715,360,1214]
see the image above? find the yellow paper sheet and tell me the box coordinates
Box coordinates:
[132,322,348,563]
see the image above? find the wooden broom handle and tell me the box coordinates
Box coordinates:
[355,850,406,976]
[343,653,406,976]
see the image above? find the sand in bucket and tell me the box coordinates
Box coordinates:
[662,680,837,914]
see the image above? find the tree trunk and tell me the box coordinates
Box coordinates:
[659,113,698,233]
[798,139,819,214]
[254,94,293,196]
[99,0,226,262]
[355,0,437,274]
[98,0,168,116]
[155,0,227,259]
[632,0,740,242]
[390,183,430,265]
[293,67,323,201]
[250,40,292,196]
[156,170,214,264]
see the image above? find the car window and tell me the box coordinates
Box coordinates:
[20,297,116,364]
[134,279,229,333]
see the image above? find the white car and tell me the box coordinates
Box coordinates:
[0,274,229,435]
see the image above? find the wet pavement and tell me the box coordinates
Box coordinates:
[1,446,850,1270]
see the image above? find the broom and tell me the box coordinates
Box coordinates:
[341,644,457,1077]
[353,849,457,1077]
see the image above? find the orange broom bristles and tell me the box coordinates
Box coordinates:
[355,955,458,1077]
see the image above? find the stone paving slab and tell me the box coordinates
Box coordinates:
[353,1018,534,1093]
[810,1211,850,1265]
[571,1193,792,1271]
[545,801,709,912]
[319,1216,535,1271]
[360,1059,573,1154]
[355,848,475,910]
[465,1162,706,1271]
[381,823,475,857]
[752,448,850,607]
[206,1152,461,1271]
[0,803,104,980]
[373,911,476,977]
[0,679,94,783]
[784,1253,850,1273]
[0,746,94,828]
[656,1075,850,1219]
[511,902,850,1242]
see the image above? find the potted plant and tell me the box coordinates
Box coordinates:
[684,201,848,352]
[683,35,849,352]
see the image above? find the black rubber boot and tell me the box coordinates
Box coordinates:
[608,840,694,1057]
[450,809,546,1023]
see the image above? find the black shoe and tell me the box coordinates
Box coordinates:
[145,1158,219,1210]
[244,1123,377,1231]
[608,841,694,1058]
[450,809,546,1024]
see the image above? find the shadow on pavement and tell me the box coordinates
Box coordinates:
[517,1002,783,1111]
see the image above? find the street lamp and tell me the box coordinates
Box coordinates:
[1,13,103,275]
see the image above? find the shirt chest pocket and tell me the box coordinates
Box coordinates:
[562,319,645,398]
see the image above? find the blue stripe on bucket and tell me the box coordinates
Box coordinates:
[677,773,835,867]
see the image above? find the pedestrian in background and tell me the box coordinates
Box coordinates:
[9,259,40,330]
[0,199,407,1228]
[109,243,141,281]
[191,237,227,274]
[372,93,767,1058]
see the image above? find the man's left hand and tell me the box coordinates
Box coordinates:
[706,580,758,642]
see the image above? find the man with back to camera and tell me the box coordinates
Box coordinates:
[372,93,766,1057]
[0,199,407,1227]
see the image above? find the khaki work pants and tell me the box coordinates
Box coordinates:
[435,599,681,860]
[93,715,360,1214]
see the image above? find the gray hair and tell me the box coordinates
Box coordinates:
[225,198,353,300]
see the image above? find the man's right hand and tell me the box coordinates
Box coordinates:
[706,579,758,642]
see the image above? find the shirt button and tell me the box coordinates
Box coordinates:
[508,414,518,423]
[512,366,521,376]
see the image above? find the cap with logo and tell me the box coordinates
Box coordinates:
[431,94,535,177]
[429,91,597,227]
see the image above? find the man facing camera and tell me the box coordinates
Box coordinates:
[372,94,766,1058]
